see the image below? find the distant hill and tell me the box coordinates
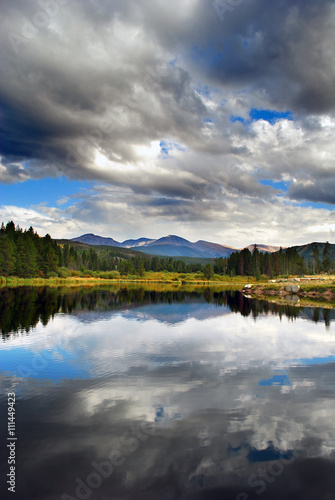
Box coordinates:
[284,242,335,262]
[195,240,237,258]
[136,244,210,258]
[246,244,282,253]
[71,233,123,247]
[122,237,155,248]
[70,233,282,258]
[146,235,195,248]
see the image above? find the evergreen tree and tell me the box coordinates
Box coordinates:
[251,245,260,278]
[203,263,214,280]
[135,259,145,276]
[43,246,58,275]
[273,253,279,276]
[322,241,331,273]
[167,257,174,272]
[238,253,244,275]
[312,245,321,274]
[268,258,273,278]
[63,244,70,267]
[5,221,16,238]
[0,236,16,276]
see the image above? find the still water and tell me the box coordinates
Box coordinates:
[1,286,335,500]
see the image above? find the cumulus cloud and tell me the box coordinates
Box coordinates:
[0,0,334,243]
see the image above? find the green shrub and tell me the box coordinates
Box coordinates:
[109,271,120,279]
[46,271,58,278]
[96,271,120,279]
[83,270,94,277]
[58,267,71,278]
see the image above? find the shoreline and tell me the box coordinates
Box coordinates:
[1,275,335,307]
[0,275,254,288]
[241,277,335,307]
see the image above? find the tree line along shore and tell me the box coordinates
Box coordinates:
[0,222,334,290]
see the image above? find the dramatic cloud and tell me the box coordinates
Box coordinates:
[0,0,334,244]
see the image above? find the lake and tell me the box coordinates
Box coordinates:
[1,285,335,500]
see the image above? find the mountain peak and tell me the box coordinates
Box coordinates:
[71,233,282,258]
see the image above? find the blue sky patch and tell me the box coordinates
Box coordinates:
[0,177,90,209]
[259,373,291,386]
[230,115,246,124]
[249,108,293,124]
[291,355,335,367]
[160,140,186,158]
[160,140,170,157]
[231,109,293,127]
[293,200,335,211]
[260,180,290,192]
[0,346,87,382]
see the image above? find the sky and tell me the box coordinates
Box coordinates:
[1,0,335,247]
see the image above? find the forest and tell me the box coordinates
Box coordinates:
[0,221,333,279]
[0,221,203,278]
[213,242,333,278]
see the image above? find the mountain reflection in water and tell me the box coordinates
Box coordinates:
[0,286,335,500]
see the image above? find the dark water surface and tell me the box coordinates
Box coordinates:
[1,286,335,500]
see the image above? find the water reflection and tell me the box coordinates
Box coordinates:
[0,286,335,499]
[1,286,334,339]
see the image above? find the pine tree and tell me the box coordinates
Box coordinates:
[203,263,214,280]
[63,244,70,267]
[273,253,279,276]
[251,245,260,278]
[0,236,16,276]
[135,259,144,276]
[312,245,321,274]
[41,235,58,276]
[322,241,331,273]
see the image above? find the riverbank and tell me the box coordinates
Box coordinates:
[0,273,256,288]
[242,276,335,306]
[1,274,335,307]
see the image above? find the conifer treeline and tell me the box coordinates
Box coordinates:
[0,222,203,278]
[214,242,333,277]
[0,221,59,278]
[0,221,333,279]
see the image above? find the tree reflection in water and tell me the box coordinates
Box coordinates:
[1,286,333,339]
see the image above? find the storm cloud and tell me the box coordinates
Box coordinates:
[0,0,334,244]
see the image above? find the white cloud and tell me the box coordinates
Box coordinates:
[0,0,334,243]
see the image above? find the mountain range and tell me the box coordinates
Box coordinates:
[71,233,281,258]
